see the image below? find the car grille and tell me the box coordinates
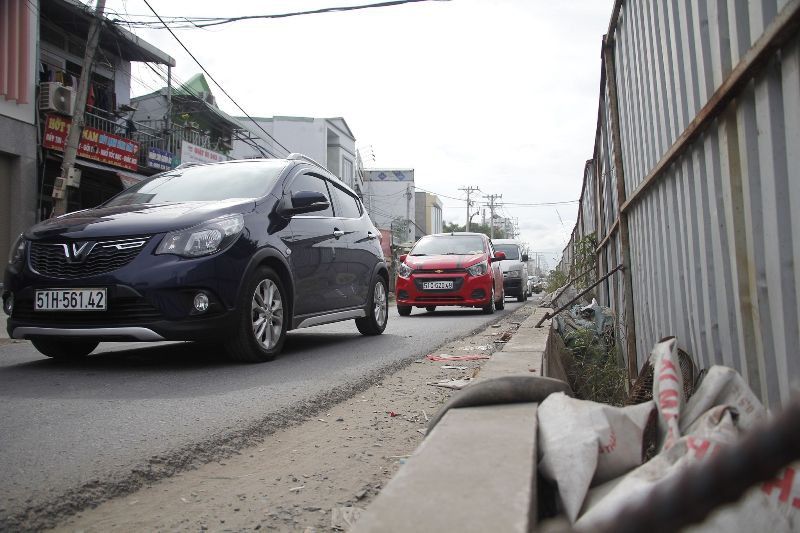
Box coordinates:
[414,268,465,274]
[29,237,150,279]
[12,297,163,325]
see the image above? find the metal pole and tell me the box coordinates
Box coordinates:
[603,38,638,380]
[52,0,106,216]
[459,186,478,232]
[166,64,172,138]
[536,264,625,328]
[405,184,412,241]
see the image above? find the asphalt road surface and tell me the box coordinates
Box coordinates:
[0,300,529,528]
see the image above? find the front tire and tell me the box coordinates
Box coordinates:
[397,305,412,316]
[356,275,388,335]
[496,288,505,310]
[225,266,287,363]
[482,286,496,314]
[32,338,98,360]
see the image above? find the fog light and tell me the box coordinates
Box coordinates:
[193,292,209,313]
[2,293,13,316]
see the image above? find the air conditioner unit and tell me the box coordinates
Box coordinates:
[39,82,75,116]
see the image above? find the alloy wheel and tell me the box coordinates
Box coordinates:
[251,278,284,350]
[374,280,388,328]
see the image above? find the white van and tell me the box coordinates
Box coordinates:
[491,239,530,302]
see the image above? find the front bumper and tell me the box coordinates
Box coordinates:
[503,277,523,295]
[4,239,246,342]
[395,272,492,307]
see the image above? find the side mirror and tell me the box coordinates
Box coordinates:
[399,254,408,263]
[522,254,529,262]
[279,190,330,217]
[492,251,506,262]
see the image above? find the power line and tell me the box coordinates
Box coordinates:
[141,0,292,156]
[116,0,451,29]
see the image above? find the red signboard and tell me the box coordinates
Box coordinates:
[42,114,140,171]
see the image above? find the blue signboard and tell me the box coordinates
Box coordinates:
[147,147,176,170]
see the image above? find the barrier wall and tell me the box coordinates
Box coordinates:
[558,0,800,407]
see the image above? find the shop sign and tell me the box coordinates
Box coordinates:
[42,114,140,171]
[179,140,228,165]
[147,147,176,170]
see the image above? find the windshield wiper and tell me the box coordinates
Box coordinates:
[410,253,428,256]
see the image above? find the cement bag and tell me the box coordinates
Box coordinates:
[652,337,684,450]
[537,393,655,522]
[576,358,797,532]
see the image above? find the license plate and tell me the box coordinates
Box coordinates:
[35,289,107,311]
[422,281,453,290]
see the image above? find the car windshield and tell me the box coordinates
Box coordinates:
[493,244,520,260]
[104,160,289,206]
[410,235,485,256]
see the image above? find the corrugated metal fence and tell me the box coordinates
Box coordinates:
[557,0,800,407]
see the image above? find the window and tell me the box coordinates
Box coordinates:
[288,173,334,217]
[105,160,289,206]
[329,184,362,219]
[341,158,354,187]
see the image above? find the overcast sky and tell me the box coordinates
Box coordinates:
[99,0,613,269]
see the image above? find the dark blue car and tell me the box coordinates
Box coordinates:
[3,155,389,362]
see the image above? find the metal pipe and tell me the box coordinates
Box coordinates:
[536,265,624,328]
[603,38,639,380]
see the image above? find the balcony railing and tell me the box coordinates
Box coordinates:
[82,107,233,170]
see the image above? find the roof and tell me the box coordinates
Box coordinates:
[46,0,175,66]
[131,74,247,132]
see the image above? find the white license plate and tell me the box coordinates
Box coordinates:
[35,289,107,311]
[422,281,453,290]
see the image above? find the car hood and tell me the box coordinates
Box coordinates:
[27,200,257,240]
[405,254,485,270]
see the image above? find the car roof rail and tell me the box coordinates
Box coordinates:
[287,152,326,170]
[174,161,206,169]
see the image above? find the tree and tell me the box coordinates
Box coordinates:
[441,220,508,239]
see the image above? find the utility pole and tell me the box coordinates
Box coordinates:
[52,0,106,216]
[405,184,413,241]
[484,193,502,239]
[459,186,479,231]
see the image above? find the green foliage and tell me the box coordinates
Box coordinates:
[441,221,507,239]
[546,269,568,293]
[563,327,627,406]
[572,233,597,290]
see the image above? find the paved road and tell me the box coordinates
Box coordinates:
[0,300,529,526]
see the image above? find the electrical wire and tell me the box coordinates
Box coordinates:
[141,0,292,156]
[116,0,451,29]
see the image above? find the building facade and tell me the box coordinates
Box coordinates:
[0,0,175,261]
[230,116,364,195]
[362,169,415,244]
[414,191,443,239]
[131,73,244,168]
[0,0,38,264]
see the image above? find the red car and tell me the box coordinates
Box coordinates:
[395,232,506,315]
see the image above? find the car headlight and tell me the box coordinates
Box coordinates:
[156,214,244,258]
[507,270,521,278]
[8,234,26,265]
[466,261,488,277]
[397,262,413,279]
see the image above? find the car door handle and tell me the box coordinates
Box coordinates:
[333,230,345,238]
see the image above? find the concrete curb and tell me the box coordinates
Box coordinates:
[353,307,558,533]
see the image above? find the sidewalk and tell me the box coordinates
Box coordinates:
[353,306,565,533]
